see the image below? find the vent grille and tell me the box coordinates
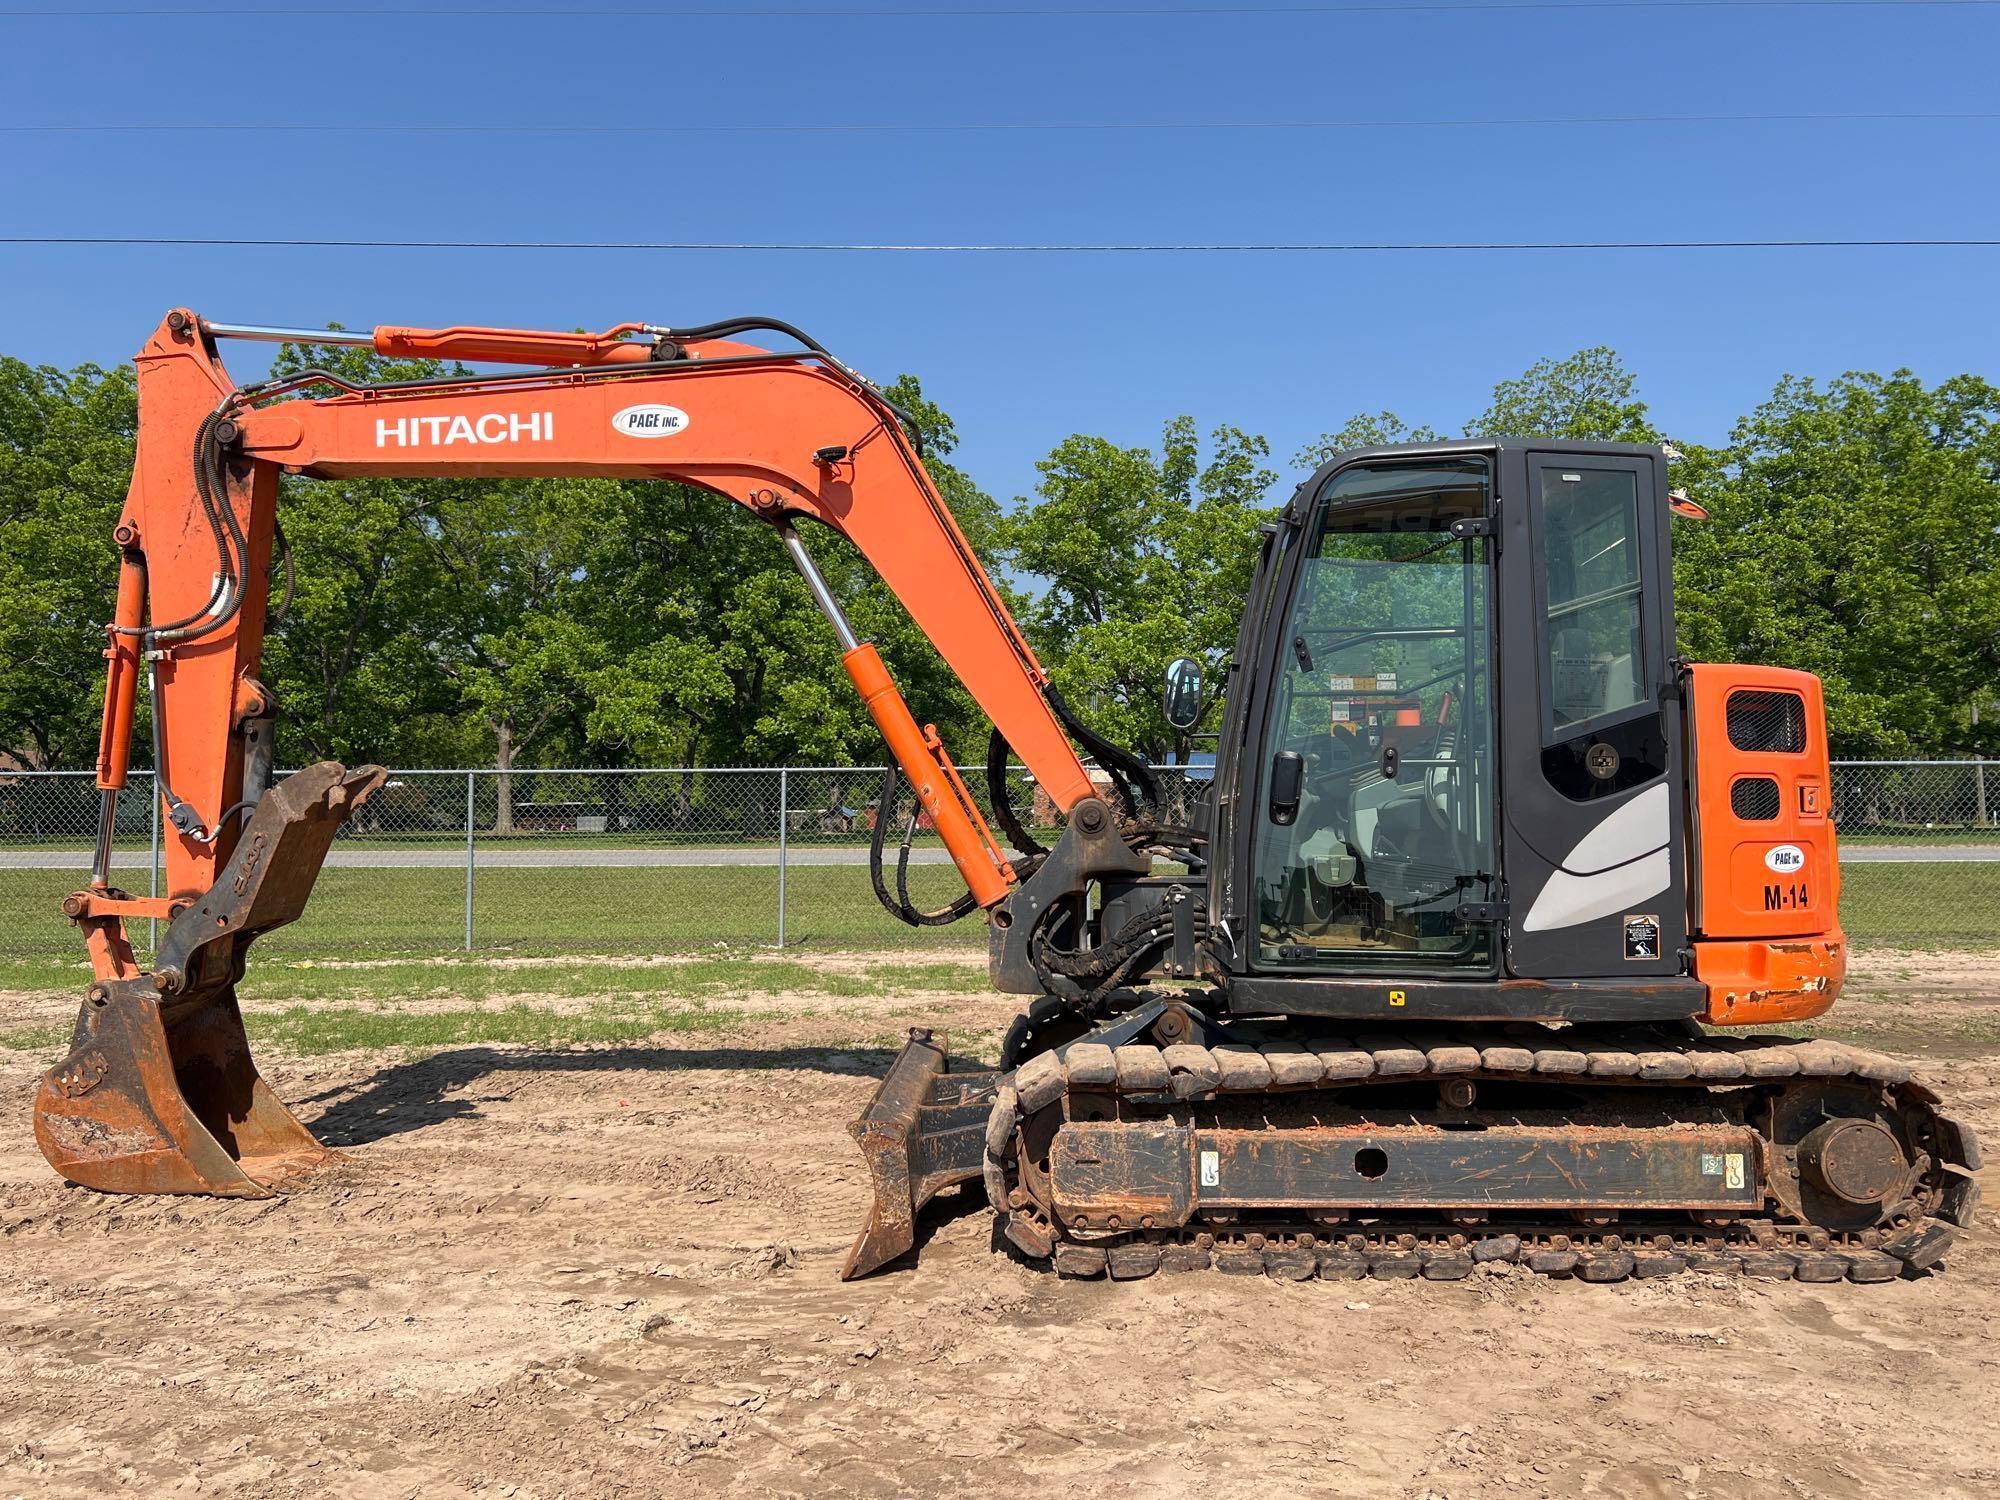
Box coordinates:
[1731,777,1781,821]
[1726,690,1806,753]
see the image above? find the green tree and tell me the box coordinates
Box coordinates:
[548,372,1004,833]
[425,477,631,829]
[1675,371,2000,756]
[0,358,137,766]
[255,346,1004,826]
[1294,347,1655,471]
[18,331,1999,783]
[1009,419,1277,760]
[261,338,485,769]
[1293,411,1441,471]
[1163,416,1278,648]
[1467,346,1659,443]
[574,374,1001,775]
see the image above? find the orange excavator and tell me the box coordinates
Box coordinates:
[35,309,1978,1285]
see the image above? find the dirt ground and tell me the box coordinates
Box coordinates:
[3,950,1998,1499]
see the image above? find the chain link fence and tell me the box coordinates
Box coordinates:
[1828,761,2000,949]
[1,762,1995,967]
[0,765,1072,965]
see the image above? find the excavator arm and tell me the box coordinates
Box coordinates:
[92,309,1096,921]
[38,309,1109,1245]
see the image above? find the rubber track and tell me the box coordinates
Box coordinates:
[1052,1231,1915,1285]
[985,1026,1983,1284]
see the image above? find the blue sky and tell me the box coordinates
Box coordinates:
[2,2,1996,508]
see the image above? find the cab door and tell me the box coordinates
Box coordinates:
[1497,448,1686,977]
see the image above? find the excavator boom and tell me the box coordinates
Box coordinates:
[42,309,1100,1251]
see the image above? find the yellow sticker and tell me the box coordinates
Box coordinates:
[1389,989,1407,1007]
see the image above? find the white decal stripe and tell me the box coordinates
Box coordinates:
[1521,848,1672,932]
[1561,783,1669,875]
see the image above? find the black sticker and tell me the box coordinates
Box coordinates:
[1762,882,1811,912]
[1623,913,1660,961]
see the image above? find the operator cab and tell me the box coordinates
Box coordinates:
[1210,439,1694,1018]
[1250,456,1497,972]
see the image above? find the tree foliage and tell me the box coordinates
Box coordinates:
[1293,410,1441,472]
[1466,346,1659,444]
[251,349,1001,788]
[2,339,1995,776]
[1007,419,1275,761]
[1297,345,1657,466]
[0,357,137,765]
[1675,371,2000,755]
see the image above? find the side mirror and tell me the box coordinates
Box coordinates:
[1268,749,1304,826]
[1164,656,1206,730]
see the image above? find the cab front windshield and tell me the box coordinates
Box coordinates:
[1253,458,1496,971]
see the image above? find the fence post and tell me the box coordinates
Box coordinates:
[464,770,476,952]
[148,770,160,955]
[776,766,788,949]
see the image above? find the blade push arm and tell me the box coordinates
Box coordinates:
[98,309,1097,925]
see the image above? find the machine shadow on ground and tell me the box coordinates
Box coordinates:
[297,1042,908,1147]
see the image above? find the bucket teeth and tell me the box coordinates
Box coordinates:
[33,762,383,1198]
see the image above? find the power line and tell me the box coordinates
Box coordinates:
[3,235,1995,253]
[5,1,1996,15]
[5,111,1995,135]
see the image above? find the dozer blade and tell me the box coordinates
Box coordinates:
[33,763,386,1198]
[840,1028,997,1279]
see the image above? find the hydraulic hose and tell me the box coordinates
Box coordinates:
[1027,895,1199,1017]
[985,725,1048,864]
[1042,682,1160,819]
[123,402,272,842]
[867,762,980,927]
[113,409,241,642]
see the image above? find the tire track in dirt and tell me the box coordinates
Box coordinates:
[0,974,1995,1497]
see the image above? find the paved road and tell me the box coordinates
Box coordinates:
[2,843,1993,870]
[1839,846,2000,862]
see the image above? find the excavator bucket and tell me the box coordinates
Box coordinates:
[841,1029,997,1278]
[33,763,387,1198]
[34,983,329,1196]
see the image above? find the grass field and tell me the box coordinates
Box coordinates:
[1,859,1991,1005]
[1,861,1994,1079]
[10,823,1996,853]
[0,860,981,971]
[0,950,994,1055]
[0,829,961,853]
[1837,861,2000,945]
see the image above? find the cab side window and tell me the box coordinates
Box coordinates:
[1542,467,1645,731]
